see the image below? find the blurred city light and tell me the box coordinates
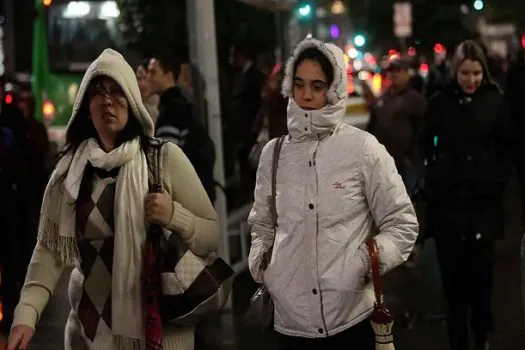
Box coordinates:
[434,43,445,54]
[331,0,345,15]
[354,35,366,47]
[100,1,120,18]
[347,47,358,59]
[298,4,312,17]
[473,0,484,10]
[330,24,340,38]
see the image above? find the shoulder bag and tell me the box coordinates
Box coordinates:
[244,135,286,331]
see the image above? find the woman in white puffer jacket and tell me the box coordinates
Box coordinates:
[248,36,419,350]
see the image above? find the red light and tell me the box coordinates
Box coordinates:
[521,33,525,48]
[408,47,416,56]
[420,63,429,73]
[5,94,13,104]
[434,43,445,54]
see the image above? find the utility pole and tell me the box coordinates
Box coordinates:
[186,0,229,266]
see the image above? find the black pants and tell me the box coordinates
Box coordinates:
[276,319,375,350]
[435,237,494,350]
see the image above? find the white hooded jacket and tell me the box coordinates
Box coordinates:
[248,37,418,338]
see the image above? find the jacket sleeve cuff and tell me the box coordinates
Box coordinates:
[11,304,38,331]
[166,201,195,240]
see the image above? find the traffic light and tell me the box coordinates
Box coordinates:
[354,35,366,47]
[473,0,483,10]
[297,3,312,18]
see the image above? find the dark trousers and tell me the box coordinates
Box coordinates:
[276,319,375,350]
[435,237,494,350]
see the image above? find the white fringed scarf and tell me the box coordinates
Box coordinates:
[39,137,148,346]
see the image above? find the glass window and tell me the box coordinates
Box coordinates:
[47,1,124,72]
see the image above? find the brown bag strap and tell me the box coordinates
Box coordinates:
[270,135,286,229]
[365,237,383,305]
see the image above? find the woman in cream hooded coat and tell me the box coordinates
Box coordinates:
[248,37,418,349]
[7,49,218,350]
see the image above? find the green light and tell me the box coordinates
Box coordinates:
[433,136,438,147]
[354,35,366,47]
[298,4,311,17]
[473,0,483,10]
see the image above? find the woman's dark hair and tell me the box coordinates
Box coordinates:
[293,47,334,87]
[56,76,155,185]
[452,40,501,91]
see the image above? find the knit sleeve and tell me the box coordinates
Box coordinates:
[162,142,219,257]
[11,241,65,330]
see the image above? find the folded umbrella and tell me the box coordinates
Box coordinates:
[366,238,395,350]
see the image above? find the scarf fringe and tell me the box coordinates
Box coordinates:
[114,335,144,350]
[38,216,80,265]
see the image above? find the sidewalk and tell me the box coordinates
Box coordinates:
[4,175,525,350]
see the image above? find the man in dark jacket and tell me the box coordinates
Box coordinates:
[149,51,216,203]
[367,57,427,195]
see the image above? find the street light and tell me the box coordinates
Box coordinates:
[354,35,366,47]
[331,0,346,15]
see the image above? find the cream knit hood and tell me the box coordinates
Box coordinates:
[66,48,155,137]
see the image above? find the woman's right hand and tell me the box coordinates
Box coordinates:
[7,325,34,350]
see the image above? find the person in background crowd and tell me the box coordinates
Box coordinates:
[409,60,425,94]
[506,49,525,221]
[136,59,159,123]
[367,57,427,195]
[422,40,513,350]
[15,90,51,286]
[228,39,265,198]
[248,37,418,350]
[426,51,452,98]
[7,49,218,350]
[0,77,33,333]
[17,91,50,189]
[247,63,288,171]
[178,59,194,102]
[149,51,216,203]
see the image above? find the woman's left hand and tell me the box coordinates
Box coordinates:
[145,191,174,226]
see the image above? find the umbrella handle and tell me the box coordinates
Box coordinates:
[365,238,383,306]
